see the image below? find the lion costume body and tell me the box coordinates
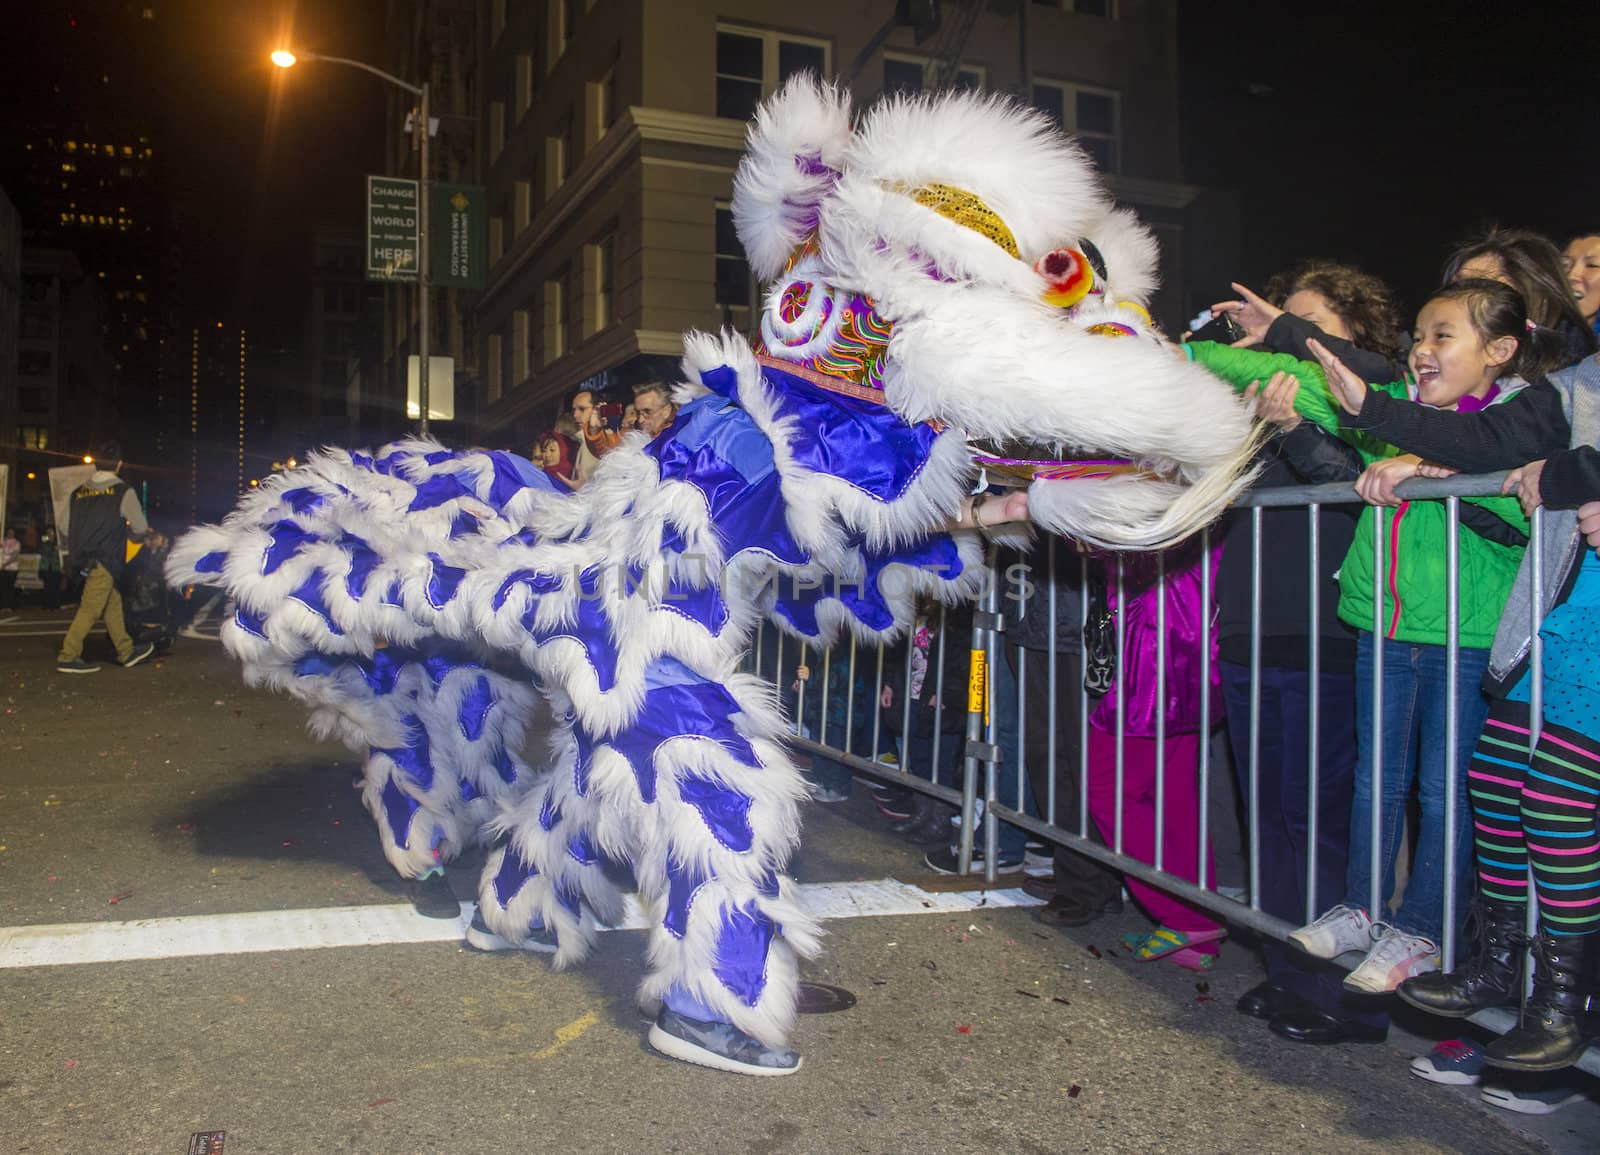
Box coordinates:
[168,77,1257,1074]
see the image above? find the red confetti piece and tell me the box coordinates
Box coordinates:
[63,1059,80,1070]
[1195,995,1215,1004]
[108,889,133,904]
[955,1024,972,1035]
[281,840,299,847]
[177,823,194,831]
[367,1098,397,1108]
[1067,1084,1082,1099]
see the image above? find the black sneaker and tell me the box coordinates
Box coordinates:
[120,643,156,669]
[56,658,101,674]
[922,846,1024,876]
[647,1008,802,1076]
[464,907,558,953]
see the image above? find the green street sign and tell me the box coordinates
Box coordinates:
[367,175,419,282]
[431,182,486,290]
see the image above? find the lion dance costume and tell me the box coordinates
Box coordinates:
[169,78,1260,1074]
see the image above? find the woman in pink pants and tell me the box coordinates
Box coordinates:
[1085,541,1224,970]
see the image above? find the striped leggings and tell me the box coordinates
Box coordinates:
[1469,699,1600,936]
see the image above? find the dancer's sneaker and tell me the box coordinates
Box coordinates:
[1288,904,1373,960]
[647,1008,802,1076]
[922,845,1024,876]
[464,908,558,953]
[409,868,461,919]
[1344,925,1439,994]
[1409,1038,1486,1085]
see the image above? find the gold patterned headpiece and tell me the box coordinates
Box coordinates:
[901,183,1019,259]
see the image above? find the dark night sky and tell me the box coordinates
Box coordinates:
[1177,0,1599,317]
[3,1,1594,361]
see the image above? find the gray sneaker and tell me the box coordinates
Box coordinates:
[648,1008,802,1076]
[464,907,558,953]
[121,642,157,669]
[56,658,101,674]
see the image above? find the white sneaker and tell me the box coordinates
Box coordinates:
[1343,924,1439,993]
[1288,904,1373,959]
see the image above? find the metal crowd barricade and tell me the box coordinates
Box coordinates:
[746,471,1600,1075]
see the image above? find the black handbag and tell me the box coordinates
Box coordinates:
[1083,571,1115,698]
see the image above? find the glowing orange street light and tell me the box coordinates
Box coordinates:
[83,455,94,464]
[270,50,297,68]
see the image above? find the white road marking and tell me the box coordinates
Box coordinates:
[0,879,1041,970]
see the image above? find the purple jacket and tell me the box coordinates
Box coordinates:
[1089,540,1222,738]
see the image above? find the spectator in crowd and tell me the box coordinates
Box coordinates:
[1084,538,1226,971]
[1563,231,1600,335]
[56,452,155,674]
[1190,278,1549,997]
[791,644,879,805]
[1323,331,1600,1072]
[1004,534,1124,927]
[570,388,622,485]
[1218,227,1595,382]
[0,526,18,610]
[632,381,678,439]
[534,431,579,490]
[622,401,640,433]
[1216,261,1401,1044]
[876,598,971,843]
[37,528,62,611]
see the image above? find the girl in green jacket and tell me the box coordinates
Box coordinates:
[1187,279,1538,1001]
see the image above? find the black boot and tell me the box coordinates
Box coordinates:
[1483,928,1599,1072]
[1397,897,1527,1018]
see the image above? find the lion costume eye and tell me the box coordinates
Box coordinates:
[759,257,845,359]
[1035,247,1096,310]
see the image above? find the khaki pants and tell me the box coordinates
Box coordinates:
[59,563,132,663]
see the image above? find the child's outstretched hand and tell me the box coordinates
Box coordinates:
[1209,282,1282,346]
[1244,370,1302,432]
[1306,338,1369,416]
[1578,500,1600,550]
[1503,460,1547,519]
[1356,455,1423,507]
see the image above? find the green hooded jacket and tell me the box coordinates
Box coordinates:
[1185,342,1527,648]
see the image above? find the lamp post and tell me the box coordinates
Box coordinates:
[272,49,433,438]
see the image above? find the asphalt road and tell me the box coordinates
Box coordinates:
[0,610,1578,1153]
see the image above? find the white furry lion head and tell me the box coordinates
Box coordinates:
[730,75,1260,550]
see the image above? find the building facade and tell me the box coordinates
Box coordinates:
[469,0,1219,448]
[0,186,19,510]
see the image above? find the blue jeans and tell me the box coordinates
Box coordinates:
[1346,634,1486,943]
[1221,661,1384,1024]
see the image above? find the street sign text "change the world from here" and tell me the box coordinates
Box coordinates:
[367,175,419,283]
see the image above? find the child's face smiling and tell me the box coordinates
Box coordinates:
[1408,297,1505,409]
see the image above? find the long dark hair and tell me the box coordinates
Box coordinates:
[1263,259,1404,363]
[1425,278,1565,380]
[1442,227,1597,360]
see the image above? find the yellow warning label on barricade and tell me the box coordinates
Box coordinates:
[968,649,987,719]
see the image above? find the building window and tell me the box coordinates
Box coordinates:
[18,349,52,377]
[487,333,504,403]
[587,64,617,148]
[545,119,570,198]
[489,215,505,265]
[491,0,506,42]
[489,101,506,163]
[19,426,50,450]
[513,309,531,382]
[715,27,829,122]
[514,180,532,234]
[543,277,565,365]
[1032,80,1120,172]
[883,53,983,96]
[515,54,534,121]
[715,204,755,327]
[585,234,614,336]
[549,0,574,71]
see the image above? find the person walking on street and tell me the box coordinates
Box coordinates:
[0,527,19,610]
[56,455,154,673]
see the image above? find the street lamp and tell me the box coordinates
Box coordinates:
[272,47,434,438]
